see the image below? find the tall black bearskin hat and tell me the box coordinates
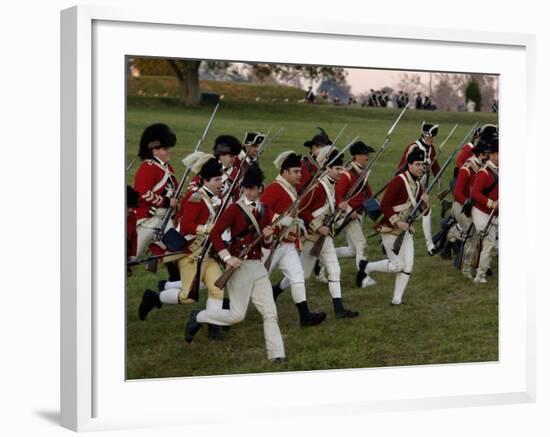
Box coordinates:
[407,147,426,164]
[138,123,177,160]
[487,137,499,154]
[421,121,439,138]
[350,141,376,155]
[274,151,302,172]
[214,135,242,157]
[240,164,265,188]
[243,132,266,146]
[127,185,139,208]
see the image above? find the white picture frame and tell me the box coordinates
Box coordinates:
[60,5,536,432]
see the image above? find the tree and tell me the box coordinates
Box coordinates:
[166,60,347,106]
[465,80,482,112]
[432,73,463,111]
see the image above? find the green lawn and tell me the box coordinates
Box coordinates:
[126,95,498,379]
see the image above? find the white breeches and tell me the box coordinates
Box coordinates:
[196,260,285,360]
[135,208,172,257]
[335,218,367,269]
[302,238,342,299]
[472,207,498,277]
[265,242,307,303]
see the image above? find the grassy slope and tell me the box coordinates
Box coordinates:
[126,96,498,379]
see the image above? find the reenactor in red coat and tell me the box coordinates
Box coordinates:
[236,131,265,167]
[185,166,286,362]
[397,122,440,255]
[455,124,498,170]
[471,138,499,283]
[297,129,332,193]
[334,141,376,288]
[360,148,430,305]
[450,140,490,279]
[262,151,326,327]
[299,148,359,318]
[138,154,226,338]
[126,186,139,276]
[132,123,179,258]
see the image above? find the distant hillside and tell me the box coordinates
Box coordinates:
[127,76,307,103]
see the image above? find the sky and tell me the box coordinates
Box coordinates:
[344,67,429,95]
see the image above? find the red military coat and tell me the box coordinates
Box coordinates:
[297,153,318,193]
[453,156,483,205]
[471,162,499,214]
[133,157,178,221]
[299,176,336,237]
[261,176,300,244]
[398,140,441,177]
[456,142,474,169]
[375,171,427,234]
[335,161,373,209]
[210,200,274,261]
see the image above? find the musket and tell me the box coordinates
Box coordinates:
[391,123,478,255]
[331,104,410,238]
[433,124,458,163]
[331,124,347,146]
[256,127,284,159]
[472,208,497,269]
[454,222,474,270]
[187,146,252,301]
[154,103,220,240]
[126,156,138,172]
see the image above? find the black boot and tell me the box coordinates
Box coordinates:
[272,279,285,301]
[486,267,493,277]
[439,240,455,260]
[138,289,162,321]
[207,324,224,340]
[157,279,167,291]
[185,310,202,343]
[356,260,368,288]
[296,301,326,327]
[332,298,359,318]
[165,261,180,282]
[221,298,231,332]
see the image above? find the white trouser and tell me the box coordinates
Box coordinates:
[196,260,285,360]
[302,238,342,299]
[335,218,367,269]
[135,208,173,257]
[265,242,307,303]
[472,207,499,278]
[365,232,415,304]
[451,201,478,274]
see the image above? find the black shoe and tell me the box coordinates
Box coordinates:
[486,268,493,277]
[157,279,167,291]
[207,324,224,341]
[272,279,284,301]
[300,311,327,328]
[356,260,368,287]
[138,289,162,321]
[270,357,286,364]
[335,308,359,318]
[439,241,453,260]
[185,310,202,343]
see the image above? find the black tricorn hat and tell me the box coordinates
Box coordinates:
[472,140,490,155]
[421,122,439,138]
[279,152,302,171]
[304,127,332,148]
[350,141,376,155]
[138,123,177,159]
[214,135,242,156]
[241,164,265,188]
[407,147,426,164]
[487,137,499,153]
[325,149,343,167]
[127,185,140,208]
[244,132,266,146]
[478,124,498,143]
[200,157,223,180]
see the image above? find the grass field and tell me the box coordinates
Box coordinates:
[126,93,498,379]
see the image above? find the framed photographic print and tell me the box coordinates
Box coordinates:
[61,4,535,432]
